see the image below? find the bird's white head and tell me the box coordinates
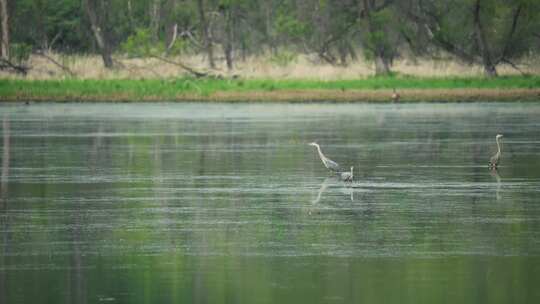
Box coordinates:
[496,134,504,140]
[309,142,318,147]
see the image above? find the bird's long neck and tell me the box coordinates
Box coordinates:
[496,137,501,154]
[315,145,326,160]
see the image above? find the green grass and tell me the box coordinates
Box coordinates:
[228,75,540,90]
[1,75,540,101]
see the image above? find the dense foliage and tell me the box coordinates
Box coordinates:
[3,0,540,76]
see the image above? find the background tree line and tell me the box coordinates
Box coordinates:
[1,0,539,77]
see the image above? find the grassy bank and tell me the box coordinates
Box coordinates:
[1,76,540,102]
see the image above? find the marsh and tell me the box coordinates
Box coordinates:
[1,102,540,303]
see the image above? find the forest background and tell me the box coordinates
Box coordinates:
[1,0,539,101]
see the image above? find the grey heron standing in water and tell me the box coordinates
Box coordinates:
[309,142,354,182]
[309,142,341,173]
[489,134,503,169]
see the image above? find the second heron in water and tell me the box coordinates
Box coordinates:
[489,134,503,169]
[339,166,354,182]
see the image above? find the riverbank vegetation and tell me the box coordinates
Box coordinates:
[2,76,540,102]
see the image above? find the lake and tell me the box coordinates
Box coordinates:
[1,102,540,303]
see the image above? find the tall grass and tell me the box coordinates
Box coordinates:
[7,53,540,80]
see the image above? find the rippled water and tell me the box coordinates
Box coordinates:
[1,102,540,303]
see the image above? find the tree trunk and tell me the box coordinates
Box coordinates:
[150,0,161,42]
[83,0,113,68]
[338,43,348,66]
[263,1,275,54]
[482,62,497,77]
[1,117,9,200]
[347,43,358,61]
[35,0,49,51]
[197,0,215,69]
[224,43,233,70]
[0,0,9,59]
[166,23,178,52]
[224,9,234,70]
[127,0,134,28]
[473,0,497,77]
[361,0,391,76]
[374,53,390,75]
[165,0,178,50]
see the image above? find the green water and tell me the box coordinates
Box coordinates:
[1,102,540,303]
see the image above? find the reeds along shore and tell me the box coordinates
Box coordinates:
[1,54,540,102]
[3,53,540,80]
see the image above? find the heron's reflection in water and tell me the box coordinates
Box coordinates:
[311,177,354,205]
[490,169,502,201]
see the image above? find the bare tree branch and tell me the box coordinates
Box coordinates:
[116,59,161,77]
[374,0,395,12]
[150,55,208,78]
[306,13,358,66]
[500,58,528,76]
[35,51,76,77]
[48,32,62,52]
[0,58,29,75]
[407,8,474,62]
[498,4,522,64]
[179,29,203,50]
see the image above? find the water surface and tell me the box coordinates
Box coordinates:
[1,102,540,303]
